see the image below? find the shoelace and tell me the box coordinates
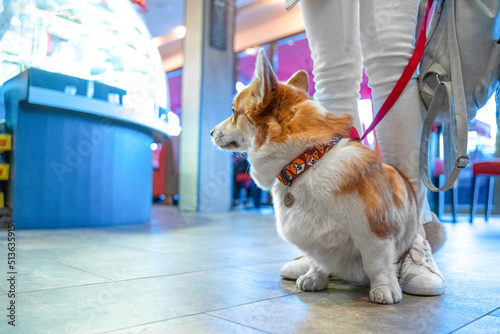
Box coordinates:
[402,239,444,281]
[409,243,430,265]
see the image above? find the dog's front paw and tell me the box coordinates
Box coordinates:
[369,285,402,304]
[297,273,329,291]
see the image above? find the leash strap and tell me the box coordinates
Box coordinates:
[360,0,434,141]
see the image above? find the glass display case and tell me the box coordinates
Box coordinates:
[0,0,172,228]
[0,0,167,116]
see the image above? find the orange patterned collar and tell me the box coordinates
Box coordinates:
[277,128,359,187]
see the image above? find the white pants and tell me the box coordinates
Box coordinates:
[299,0,432,223]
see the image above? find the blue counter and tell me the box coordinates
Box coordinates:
[1,69,169,228]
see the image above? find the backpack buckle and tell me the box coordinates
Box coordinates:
[435,73,444,86]
[455,155,469,169]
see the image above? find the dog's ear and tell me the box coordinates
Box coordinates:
[251,49,279,109]
[286,71,308,93]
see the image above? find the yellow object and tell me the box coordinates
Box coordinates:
[0,134,12,152]
[0,164,9,180]
[0,192,4,208]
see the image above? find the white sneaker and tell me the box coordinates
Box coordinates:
[400,234,445,296]
[280,256,310,280]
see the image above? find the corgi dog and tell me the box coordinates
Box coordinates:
[211,50,420,304]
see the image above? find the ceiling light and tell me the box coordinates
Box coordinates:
[173,26,186,38]
[244,47,257,55]
[152,37,162,47]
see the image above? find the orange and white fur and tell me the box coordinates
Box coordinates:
[211,50,420,304]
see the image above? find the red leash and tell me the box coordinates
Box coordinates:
[360,0,434,141]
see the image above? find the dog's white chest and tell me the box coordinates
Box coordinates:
[271,180,353,248]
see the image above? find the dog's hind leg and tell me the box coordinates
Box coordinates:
[296,257,329,291]
[356,238,402,304]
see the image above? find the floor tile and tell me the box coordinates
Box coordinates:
[437,252,500,283]
[105,314,269,334]
[0,208,499,334]
[490,307,500,317]
[16,262,110,293]
[433,220,500,263]
[2,268,296,333]
[453,315,500,334]
[209,292,368,334]
[52,244,298,281]
[209,276,500,334]
[237,262,291,277]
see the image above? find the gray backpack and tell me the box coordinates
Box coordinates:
[418,0,500,191]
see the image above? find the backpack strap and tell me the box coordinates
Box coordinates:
[420,0,470,192]
[420,81,469,191]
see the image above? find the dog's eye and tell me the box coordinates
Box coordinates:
[232,106,236,114]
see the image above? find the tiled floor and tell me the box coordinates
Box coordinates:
[1,206,500,334]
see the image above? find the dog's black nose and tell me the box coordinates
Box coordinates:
[210,129,215,136]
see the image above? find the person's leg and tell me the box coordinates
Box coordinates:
[359,0,431,224]
[299,0,363,134]
[360,0,444,295]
